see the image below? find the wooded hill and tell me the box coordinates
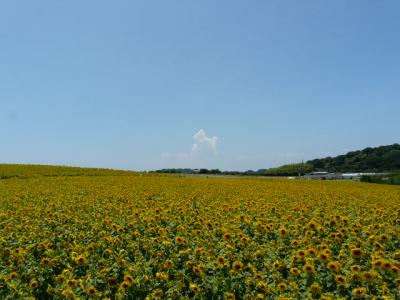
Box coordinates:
[307,144,400,173]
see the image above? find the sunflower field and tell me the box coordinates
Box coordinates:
[0,170,399,299]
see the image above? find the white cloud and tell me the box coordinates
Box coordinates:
[192,129,218,155]
[161,129,219,166]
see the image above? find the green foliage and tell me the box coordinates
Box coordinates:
[151,168,194,174]
[199,168,222,174]
[264,163,313,176]
[361,173,400,185]
[307,144,400,172]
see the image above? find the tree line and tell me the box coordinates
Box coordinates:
[153,143,400,176]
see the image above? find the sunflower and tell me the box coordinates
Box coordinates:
[361,271,375,282]
[351,273,362,282]
[351,248,363,259]
[327,261,340,272]
[40,257,51,267]
[189,283,201,294]
[290,267,301,276]
[351,265,362,272]
[224,232,232,240]
[74,255,88,265]
[352,287,367,298]
[373,242,383,250]
[216,255,226,266]
[310,283,321,294]
[372,259,383,269]
[380,234,388,241]
[318,252,330,262]
[335,275,346,284]
[232,261,244,272]
[277,282,287,291]
[66,279,77,287]
[274,261,284,270]
[152,289,164,298]
[120,281,130,289]
[164,259,173,268]
[391,266,399,275]
[108,277,118,285]
[382,261,392,270]
[303,264,315,275]
[175,236,186,244]
[225,292,236,300]
[395,278,400,287]
[86,286,97,296]
[61,289,75,298]
[257,281,267,290]
[298,250,306,257]
[155,272,168,281]
[279,227,288,236]
[307,247,317,256]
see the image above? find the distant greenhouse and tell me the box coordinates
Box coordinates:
[303,172,390,181]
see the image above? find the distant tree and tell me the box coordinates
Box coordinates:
[264,163,313,176]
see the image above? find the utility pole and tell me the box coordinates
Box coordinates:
[299,160,304,177]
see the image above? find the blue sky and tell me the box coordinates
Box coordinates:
[1,1,399,171]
